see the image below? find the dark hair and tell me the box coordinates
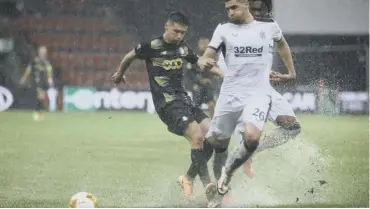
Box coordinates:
[168,11,189,26]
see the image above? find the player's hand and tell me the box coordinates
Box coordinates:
[197,57,216,71]
[111,71,127,85]
[270,71,296,82]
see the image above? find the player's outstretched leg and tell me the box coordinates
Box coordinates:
[179,140,214,201]
[243,116,301,178]
[218,122,261,195]
[256,116,301,153]
[184,121,216,201]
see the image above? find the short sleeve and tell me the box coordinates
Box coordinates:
[134,42,152,59]
[208,24,224,51]
[271,21,283,42]
[184,45,199,64]
[216,52,227,72]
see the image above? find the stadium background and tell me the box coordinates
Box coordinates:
[0,0,369,208]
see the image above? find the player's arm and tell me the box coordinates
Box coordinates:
[112,49,137,85]
[209,66,224,78]
[184,46,223,78]
[197,24,224,70]
[112,42,150,85]
[275,37,296,80]
[271,22,296,82]
[20,64,32,86]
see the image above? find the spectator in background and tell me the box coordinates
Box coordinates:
[20,45,54,120]
[316,78,340,115]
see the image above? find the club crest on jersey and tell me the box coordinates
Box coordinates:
[260,31,266,40]
[179,46,189,57]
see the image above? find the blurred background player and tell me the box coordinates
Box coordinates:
[20,45,54,121]
[185,38,223,119]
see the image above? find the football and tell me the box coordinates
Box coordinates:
[69,192,98,208]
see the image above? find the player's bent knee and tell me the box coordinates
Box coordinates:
[243,139,259,153]
[189,131,204,149]
[242,126,261,152]
[206,137,230,150]
[243,132,260,143]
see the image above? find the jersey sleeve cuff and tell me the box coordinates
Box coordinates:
[274,36,283,42]
[208,46,219,51]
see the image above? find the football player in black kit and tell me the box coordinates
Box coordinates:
[111,11,224,204]
[20,45,54,121]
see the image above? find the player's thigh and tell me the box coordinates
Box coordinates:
[184,120,204,148]
[192,105,210,136]
[268,93,297,126]
[207,109,240,140]
[157,101,195,137]
[240,95,272,134]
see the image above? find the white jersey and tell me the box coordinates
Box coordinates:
[210,19,283,99]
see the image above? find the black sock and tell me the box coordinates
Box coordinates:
[191,149,211,187]
[186,141,214,181]
[213,148,228,180]
[186,163,197,181]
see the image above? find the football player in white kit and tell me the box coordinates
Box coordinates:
[197,0,299,203]
[217,53,301,179]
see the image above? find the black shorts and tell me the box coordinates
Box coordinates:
[193,86,214,107]
[157,99,208,136]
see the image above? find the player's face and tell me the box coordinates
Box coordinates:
[198,39,209,52]
[165,21,188,43]
[38,46,48,59]
[225,0,249,22]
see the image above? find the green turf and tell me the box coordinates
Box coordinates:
[0,112,368,207]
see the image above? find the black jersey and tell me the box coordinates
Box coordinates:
[134,36,199,111]
[29,57,53,88]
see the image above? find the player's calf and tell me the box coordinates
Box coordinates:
[185,140,214,182]
[213,147,228,180]
[218,123,261,194]
[185,122,212,187]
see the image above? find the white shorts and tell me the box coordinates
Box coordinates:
[234,89,297,135]
[206,93,272,140]
[268,88,296,125]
